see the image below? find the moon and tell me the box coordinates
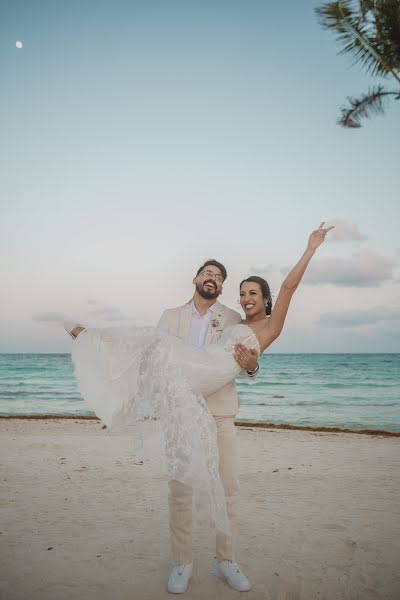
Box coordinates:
[16,41,23,49]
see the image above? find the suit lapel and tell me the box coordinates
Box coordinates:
[205,302,224,346]
[178,302,193,342]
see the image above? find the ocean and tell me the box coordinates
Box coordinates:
[0,353,399,432]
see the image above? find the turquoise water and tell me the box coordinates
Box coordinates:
[236,353,400,432]
[0,353,399,432]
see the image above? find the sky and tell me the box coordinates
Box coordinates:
[1,0,399,353]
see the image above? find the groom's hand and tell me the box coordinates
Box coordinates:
[234,344,258,372]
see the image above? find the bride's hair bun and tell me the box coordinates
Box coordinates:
[240,276,272,316]
[265,297,272,316]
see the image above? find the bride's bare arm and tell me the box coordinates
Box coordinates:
[257,222,334,352]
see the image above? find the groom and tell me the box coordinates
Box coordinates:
[158,259,259,594]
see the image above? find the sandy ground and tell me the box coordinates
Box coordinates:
[0,418,399,600]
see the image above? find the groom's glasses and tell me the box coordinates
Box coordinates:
[198,270,224,283]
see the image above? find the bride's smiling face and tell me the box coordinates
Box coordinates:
[239,281,265,317]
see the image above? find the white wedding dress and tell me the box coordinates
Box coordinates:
[71,323,260,534]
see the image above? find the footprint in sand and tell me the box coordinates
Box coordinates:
[343,538,357,551]
[269,579,303,600]
[322,523,347,531]
[25,443,47,450]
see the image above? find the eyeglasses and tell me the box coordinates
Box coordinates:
[198,269,224,283]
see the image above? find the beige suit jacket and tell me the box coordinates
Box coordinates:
[157,300,244,417]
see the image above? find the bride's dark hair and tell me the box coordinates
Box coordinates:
[240,276,272,316]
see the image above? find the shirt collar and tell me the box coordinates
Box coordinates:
[191,301,217,317]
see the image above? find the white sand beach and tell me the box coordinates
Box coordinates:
[0,418,399,600]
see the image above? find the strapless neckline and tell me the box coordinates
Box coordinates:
[227,322,261,355]
[243,323,261,354]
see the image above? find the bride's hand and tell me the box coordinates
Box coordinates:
[307,221,335,252]
[234,344,258,371]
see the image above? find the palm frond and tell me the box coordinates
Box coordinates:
[316,1,400,78]
[372,1,400,71]
[359,0,376,15]
[316,0,355,32]
[338,85,396,127]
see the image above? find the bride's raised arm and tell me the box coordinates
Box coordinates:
[258,222,334,352]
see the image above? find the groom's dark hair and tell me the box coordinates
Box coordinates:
[196,259,227,282]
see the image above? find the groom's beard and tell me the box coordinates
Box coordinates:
[196,280,221,300]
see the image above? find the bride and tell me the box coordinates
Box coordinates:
[66,223,333,533]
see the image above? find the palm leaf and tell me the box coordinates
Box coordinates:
[371,1,400,71]
[316,1,400,78]
[338,85,396,127]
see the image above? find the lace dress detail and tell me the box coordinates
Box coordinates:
[71,323,260,534]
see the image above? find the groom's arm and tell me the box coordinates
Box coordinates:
[157,308,180,338]
[157,310,170,333]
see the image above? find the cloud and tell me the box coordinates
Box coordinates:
[282,250,397,287]
[328,219,368,242]
[33,305,133,326]
[87,299,97,306]
[32,312,69,324]
[89,306,133,322]
[247,264,281,278]
[316,306,400,328]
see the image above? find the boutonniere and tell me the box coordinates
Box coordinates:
[211,318,220,329]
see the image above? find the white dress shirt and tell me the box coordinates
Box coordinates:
[188,302,216,347]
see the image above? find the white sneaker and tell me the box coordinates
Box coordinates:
[167,563,193,594]
[213,560,251,592]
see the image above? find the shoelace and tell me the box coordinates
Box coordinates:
[222,561,241,574]
[176,565,187,575]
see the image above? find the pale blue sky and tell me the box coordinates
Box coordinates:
[1,1,399,353]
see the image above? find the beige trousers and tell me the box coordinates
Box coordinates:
[168,415,239,564]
